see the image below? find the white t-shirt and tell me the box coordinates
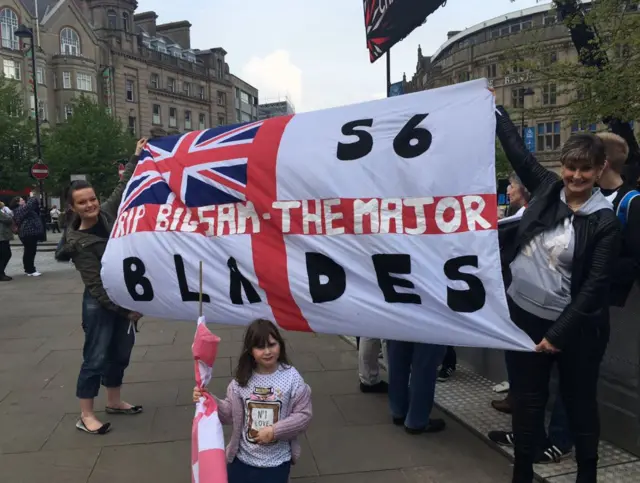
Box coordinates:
[235,365,304,468]
[50,208,60,220]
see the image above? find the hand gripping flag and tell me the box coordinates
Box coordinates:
[191,316,227,483]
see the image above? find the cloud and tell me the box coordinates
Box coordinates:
[242,50,303,111]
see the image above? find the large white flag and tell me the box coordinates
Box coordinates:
[101,79,534,351]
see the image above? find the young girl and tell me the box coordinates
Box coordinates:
[193,319,312,483]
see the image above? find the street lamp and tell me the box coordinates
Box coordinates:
[15,24,46,240]
[521,87,535,136]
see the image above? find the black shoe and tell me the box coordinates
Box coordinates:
[535,445,572,464]
[360,381,388,394]
[488,430,515,447]
[392,417,405,426]
[0,275,12,281]
[437,366,455,382]
[405,418,446,434]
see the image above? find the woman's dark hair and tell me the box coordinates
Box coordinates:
[9,196,21,210]
[560,133,606,168]
[234,318,290,387]
[67,180,94,206]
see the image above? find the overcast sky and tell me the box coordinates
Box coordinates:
[137,0,544,112]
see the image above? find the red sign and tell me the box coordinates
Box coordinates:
[118,163,125,180]
[31,162,49,180]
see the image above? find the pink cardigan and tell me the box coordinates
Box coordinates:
[215,379,313,465]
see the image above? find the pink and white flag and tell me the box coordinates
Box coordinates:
[191,316,227,483]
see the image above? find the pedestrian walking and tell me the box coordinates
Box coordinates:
[58,138,147,435]
[9,194,44,277]
[358,337,388,393]
[193,318,313,483]
[49,205,61,233]
[495,106,619,483]
[0,201,14,281]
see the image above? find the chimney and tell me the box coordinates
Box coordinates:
[447,30,461,39]
[157,21,192,48]
[134,11,158,37]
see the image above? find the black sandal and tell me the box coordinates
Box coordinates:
[105,405,143,415]
[76,418,111,435]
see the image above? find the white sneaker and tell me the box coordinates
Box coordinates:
[27,271,42,277]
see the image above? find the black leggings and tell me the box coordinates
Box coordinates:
[19,235,38,274]
[0,240,11,276]
[506,297,608,483]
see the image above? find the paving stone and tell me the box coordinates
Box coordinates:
[302,370,361,396]
[331,393,391,425]
[149,405,193,442]
[0,411,62,454]
[0,316,78,339]
[231,351,325,374]
[306,395,347,430]
[0,448,100,483]
[316,351,359,371]
[122,359,228,383]
[293,469,405,482]
[290,434,320,478]
[0,337,47,354]
[286,335,355,353]
[88,441,191,483]
[143,344,195,362]
[175,377,231,406]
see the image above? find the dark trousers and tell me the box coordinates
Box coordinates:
[442,346,457,369]
[227,458,291,483]
[0,240,11,275]
[19,235,38,274]
[76,289,135,399]
[51,221,60,233]
[506,297,608,483]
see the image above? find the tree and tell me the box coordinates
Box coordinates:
[508,0,640,124]
[496,139,511,181]
[0,75,36,191]
[43,97,136,198]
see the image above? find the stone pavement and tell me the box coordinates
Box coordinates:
[0,268,513,483]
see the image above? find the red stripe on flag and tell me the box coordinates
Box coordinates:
[247,115,312,332]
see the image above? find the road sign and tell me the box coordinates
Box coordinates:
[118,163,125,180]
[30,162,49,180]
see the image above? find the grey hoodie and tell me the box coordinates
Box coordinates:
[508,188,613,321]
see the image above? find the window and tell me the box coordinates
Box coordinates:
[63,71,71,89]
[185,110,192,130]
[122,12,130,32]
[457,71,470,83]
[183,82,191,96]
[511,88,525,109]
[490,28,500,39]
[217,59,223,78]
[571,121,597,133]
[3,59,20,80]
[128,116,136,135]
[152,104,161,125]
[125,79,134,101]
[38,100,47,121]
[236,108,241,122]
[199,85,205,100]
[36,67,44,84]
[60,27,81,56]
[537,121,561,151]
[107,10,117,29]
[511,23,521,34]
[217,115,225,126]
[64,104,73,120]
[486,64,497,78]
[543,82,557,105]
[543,52,558,66]
[218,91,226,106]
[0,8,19,50]
[500,26,510,36]
[150,73,159,89]
[522,20,532,30]
[167,78,175,92]
[53,73,57,89]
[544,13,558,25]
[77,73,92,91]
[239,91,249,104]
[169,107,177,128]
[199,113,206,130]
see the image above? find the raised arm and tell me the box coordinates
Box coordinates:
[100,138,147,219]
[495,106,558,195]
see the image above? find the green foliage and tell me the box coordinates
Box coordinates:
[0,75,36,190]
[43,96,136,198]
[496,139,511,181]
[508,0,640,123]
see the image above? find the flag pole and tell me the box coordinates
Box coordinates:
[198,261,203,317]
[386,50,391,97]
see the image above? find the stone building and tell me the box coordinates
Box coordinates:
[0,0,254,138]
[258,96,295,120]
[404,2,638,169]
[230,74,258,124]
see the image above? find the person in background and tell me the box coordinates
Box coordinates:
[358,337,388,393]
[0,201,14,281]
[495,105,619,483]
[58,138,147,435]
[50,205,61,233]
[10,194,44,277]
[437,346,456,382]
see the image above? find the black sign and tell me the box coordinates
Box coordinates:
[363,0,446,63]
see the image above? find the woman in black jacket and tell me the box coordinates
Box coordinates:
[495,106,620,483]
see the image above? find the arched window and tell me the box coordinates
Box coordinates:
[0,8,19,50]
[107,10,117,30]
[122,12,130,32]
[60,27,81,56]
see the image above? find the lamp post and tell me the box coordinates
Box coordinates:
[521,87,535,137]
[15,24,46,241]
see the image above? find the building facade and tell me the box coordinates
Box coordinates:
[230,74,258,124]
[0,0,242,138]
[258,97,295,120]
[404,2,638,169]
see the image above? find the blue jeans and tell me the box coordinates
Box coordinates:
[227,458,290,483]
[548,393,574,452]
[387,340,445,430]
[76,289,135,399]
